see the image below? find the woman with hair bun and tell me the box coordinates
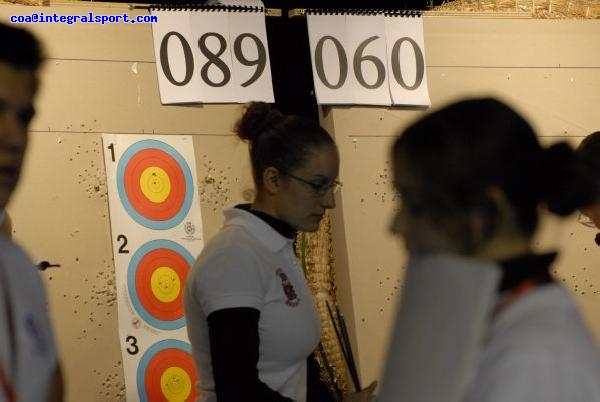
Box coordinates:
[577,131,600,235]
[184,103,374,401]
[381,98,600,401]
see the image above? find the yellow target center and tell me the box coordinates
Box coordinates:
[160,366,191,401]
[140,166,171,203]
[150,267,181,303]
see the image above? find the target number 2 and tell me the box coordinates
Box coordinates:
[117,235,129,254]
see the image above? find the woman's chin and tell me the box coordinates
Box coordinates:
[299,221,321,233]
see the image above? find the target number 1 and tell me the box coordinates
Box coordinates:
[107,143,115,162]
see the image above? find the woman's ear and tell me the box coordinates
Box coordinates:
[469,186,523,255]
[484,186,513,221]
[465,186,508,252]
[261,166,281,195]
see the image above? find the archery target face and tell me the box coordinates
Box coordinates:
[128,240,195,330]
[137,339,199,402]
[117,140,194,230]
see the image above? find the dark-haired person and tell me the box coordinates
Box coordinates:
[381,98,600,402]
[0,23,62,402]
[184,102,375,401]
[577,131,600,239]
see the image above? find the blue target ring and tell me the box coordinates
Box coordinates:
[136,339,197,402]
[117,139,194,230]
[128,239,195,331]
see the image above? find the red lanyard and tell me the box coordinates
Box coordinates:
[0,263,16,402]
[0,365,14,402]
[493,277,545,317]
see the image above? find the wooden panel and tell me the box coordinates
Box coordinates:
[327,67,600,139]
[423,17,600,67]
[330,134,405,384]
[30,60,242,135]
[10,131,124,400]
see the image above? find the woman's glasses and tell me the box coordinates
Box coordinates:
[282,171,342,197]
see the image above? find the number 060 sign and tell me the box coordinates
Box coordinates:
[307,13,430,106]
[151,10,274,104]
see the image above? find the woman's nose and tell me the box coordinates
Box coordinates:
[320,187,336,209]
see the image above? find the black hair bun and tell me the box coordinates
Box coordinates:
[234,102,284,143]
[539,142,597,216]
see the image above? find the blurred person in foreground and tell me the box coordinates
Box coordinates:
[0,22,62,402]
[380,98,600,402]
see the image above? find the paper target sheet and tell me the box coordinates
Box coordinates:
[102,134,204,402]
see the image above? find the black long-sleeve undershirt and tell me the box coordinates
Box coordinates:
[207,307,335,402]
[208,307,293,401]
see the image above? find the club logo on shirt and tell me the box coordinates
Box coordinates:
[275,268,300,307]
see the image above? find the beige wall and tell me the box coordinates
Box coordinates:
[1,2,599,400]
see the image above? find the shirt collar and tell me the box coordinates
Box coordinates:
[222,205,295,253]
[497,252,556,292]
[234,204,296,239]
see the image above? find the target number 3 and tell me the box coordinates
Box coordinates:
[126,335,139,355]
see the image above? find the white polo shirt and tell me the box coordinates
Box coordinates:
[0,235,58,402]
[464,284,600,402]
[184,207,321,402]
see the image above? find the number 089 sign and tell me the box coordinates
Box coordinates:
[307,12,431,106]
[151,9,274,104]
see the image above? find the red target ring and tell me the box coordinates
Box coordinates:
[135,248,189,322]
[128,240,194,330]
[124,148,186,221]
[137,340,200,402]
[145,348,197,401]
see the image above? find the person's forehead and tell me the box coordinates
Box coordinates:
[0,61,37,102]
[297,145,338,171]
[392,152,419,185]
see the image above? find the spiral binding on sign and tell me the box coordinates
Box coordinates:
[305,8,378,16]
[305,8,422,17]
[149,3,264,13]
[384,10,422,17]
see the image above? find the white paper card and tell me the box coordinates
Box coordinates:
[385,15,431,106]
[151,11,203,104]
[229,10,275,102]
[346,14,391,105]
[190,10,236,103]
[307,14,353,105]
